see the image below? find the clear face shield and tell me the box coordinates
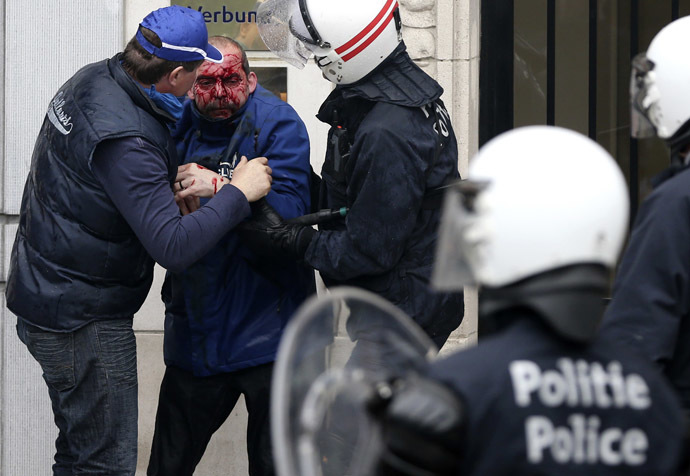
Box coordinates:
[630,53,658,139]
[431,180,490,291]
[257,0,327,69]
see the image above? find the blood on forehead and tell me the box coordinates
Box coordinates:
[198,53,245,78]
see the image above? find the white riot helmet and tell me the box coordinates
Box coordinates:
[631,16,690,139]
[257,0,402,84]
[432,126,629,290]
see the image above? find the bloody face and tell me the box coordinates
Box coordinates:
[192,50,254,119]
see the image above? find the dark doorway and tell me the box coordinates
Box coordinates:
[480,1,690,219]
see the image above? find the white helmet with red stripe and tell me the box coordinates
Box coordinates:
[257,0,402,84]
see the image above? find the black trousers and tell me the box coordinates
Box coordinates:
[147,362,275,476]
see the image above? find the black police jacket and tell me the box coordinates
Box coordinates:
[6,54,177,330]
[305,44,463,345]
[428,312,685,475]
[600,164,690,410]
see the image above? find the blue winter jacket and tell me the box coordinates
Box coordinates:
[163,85,315,376]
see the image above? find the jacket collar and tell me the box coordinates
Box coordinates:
[108,53,177,124]
[186,92,254,136]
[317,43,444,124]
[338,42,443,107]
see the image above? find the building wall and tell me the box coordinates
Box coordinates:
[0,1,479,474]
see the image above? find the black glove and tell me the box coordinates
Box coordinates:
[248,198,284,227]
[373,377,464,476]
[268,220,316,259]
[237,199,316,261]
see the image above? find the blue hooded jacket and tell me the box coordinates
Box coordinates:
[164,85,314,376]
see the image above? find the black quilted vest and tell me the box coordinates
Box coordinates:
[6,54,177,330]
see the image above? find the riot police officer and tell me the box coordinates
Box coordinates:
[252,0,464,347]
[375,126,687,475]
[599,19,690,456]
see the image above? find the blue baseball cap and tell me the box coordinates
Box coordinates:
[136,5,222,63]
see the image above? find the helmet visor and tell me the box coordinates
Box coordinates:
[431,180,489,291]
[257,0,317,69]
[630,53,657,139]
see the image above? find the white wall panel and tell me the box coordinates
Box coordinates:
[2,298,56,476]
[0,0,5,215]
[4,0,124,214]
[3,223,17,281]
[285,60,333,175]
[133,264,166,331]
[124,0,168,42]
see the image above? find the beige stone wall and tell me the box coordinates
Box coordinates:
[401,0,481,352]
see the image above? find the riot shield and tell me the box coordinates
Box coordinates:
[272,286,438,476]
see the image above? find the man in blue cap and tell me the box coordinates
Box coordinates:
[6,6,273,476]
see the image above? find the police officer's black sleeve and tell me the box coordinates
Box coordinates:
[91,136,250,273]
[305,112,431,280]
[600,177,690,368]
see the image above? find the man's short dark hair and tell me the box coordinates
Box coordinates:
[121,26,204,85]
[209,35,251,76]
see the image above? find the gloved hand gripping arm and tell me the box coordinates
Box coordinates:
[237,198,316,260]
